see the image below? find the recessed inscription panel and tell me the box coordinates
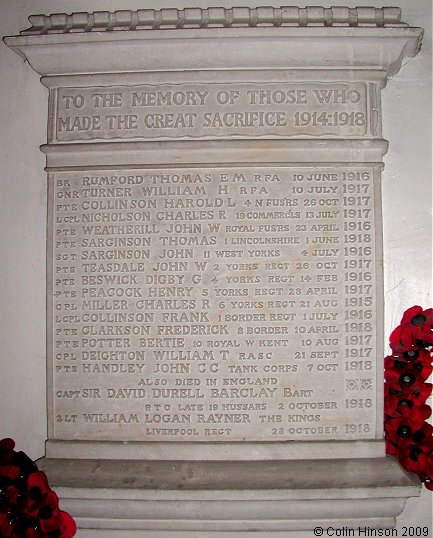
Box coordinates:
[51,167,378,441]
[54,82,368,142]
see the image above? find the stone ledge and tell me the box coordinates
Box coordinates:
[44,439,385,461]
[38,456,420,531]
[41,139,390,170]
[38,456,420,490]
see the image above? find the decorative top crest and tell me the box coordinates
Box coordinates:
[21,6,406,35]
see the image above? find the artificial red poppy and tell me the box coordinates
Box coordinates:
[24,471,51,518]
[385,414,427,448]
[409,437,433,468]
[417,382,433,403]
[409,404,432,423]
[413,361,433,381]
[14,452,37,478]
[0,440,17,470]
[390,306,433,352]
[384,392,408,417]
[384,354,433,380]
[384,366,428,392]
[23,525,40,538]
[384,394,431,422]
[422,458,433,490]
[37,490,62,535]
[387,394,431,429]
[0,439,15,453]
[400,306,433,327]
[384,381,432,406]
[0,464,20,482]
[385,435,400,456]
[0,510,14,538]
[384,416,413,450]
[424,478,433,491]
[398,448,432,477]
[384,355,403,369]
[402,348,433,368]
[385,309,433,491]
[412,422,433,444]
[3,485,20,507]
[0,441,76,538]
[27,471,50,497]
[59,510,77,538]
[384,382,419,417]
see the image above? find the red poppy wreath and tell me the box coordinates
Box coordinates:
[385,306,433,489]
[0,438,76,538]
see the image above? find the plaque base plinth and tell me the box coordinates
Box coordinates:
[38,456,420,531]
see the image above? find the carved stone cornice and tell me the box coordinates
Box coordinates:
[21,6,407,35]
[4,21,423,79]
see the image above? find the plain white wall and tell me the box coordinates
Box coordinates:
[0,0,431,536]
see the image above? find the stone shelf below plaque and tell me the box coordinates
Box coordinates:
[39,456,420,531]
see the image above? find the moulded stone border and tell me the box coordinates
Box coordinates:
[21,7,407,35]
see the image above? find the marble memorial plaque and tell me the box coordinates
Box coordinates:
[50,164,380,442]
[5,6,424,530]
